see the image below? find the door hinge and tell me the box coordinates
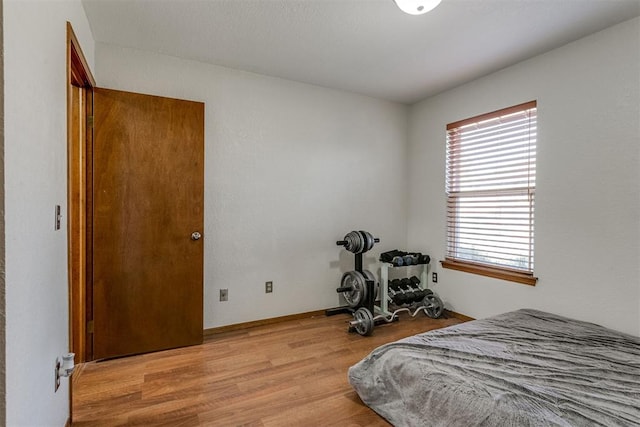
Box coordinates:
[87,320,94,334]
[87,115,94,128]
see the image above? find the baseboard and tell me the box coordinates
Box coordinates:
[444,309,475,322]
[203,309,327,336]
[204,308,474,336]
[65,417,71,427]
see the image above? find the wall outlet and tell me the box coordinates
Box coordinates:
[219,289,228,302]
[432,272,438,283]
[265,281,273,293]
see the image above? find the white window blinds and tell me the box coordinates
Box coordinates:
[445,101,537,276]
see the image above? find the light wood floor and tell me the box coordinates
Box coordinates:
[72,311,464,426]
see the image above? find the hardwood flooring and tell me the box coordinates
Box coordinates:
[72,311,464,426]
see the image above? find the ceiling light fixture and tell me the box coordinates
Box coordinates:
[393,0,442,15]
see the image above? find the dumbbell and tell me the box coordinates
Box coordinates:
[411,252,431,264]
[387,281,399,304]
[388,279,410,305]
[399,278,421,303]
[408,276,432,301]
[400,277,432,304]
[380,250,406,266]
[397,253,429,266]
[403,253,431,265]
[418,254,431,264]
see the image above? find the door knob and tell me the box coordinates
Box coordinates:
[191,231,202,241]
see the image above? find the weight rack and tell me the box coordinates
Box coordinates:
[325,249,377,318]
[329,231,443,336]
[378,261,429,317]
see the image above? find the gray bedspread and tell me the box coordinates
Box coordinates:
[348,309,640,426]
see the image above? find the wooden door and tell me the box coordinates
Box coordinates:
[92,88,204,360]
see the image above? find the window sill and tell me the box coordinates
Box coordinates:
[440,259,538,286]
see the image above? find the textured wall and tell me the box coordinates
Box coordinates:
[0,0,5,424]
[96,44,409,329]
[4,1,94,424]
[407,17,640,336]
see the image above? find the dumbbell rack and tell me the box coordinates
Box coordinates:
[378,262,429,317]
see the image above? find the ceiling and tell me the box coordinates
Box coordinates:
[82,0,640,104]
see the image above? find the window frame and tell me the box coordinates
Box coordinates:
[441,101,538,286]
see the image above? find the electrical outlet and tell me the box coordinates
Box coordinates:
[219,289,228,302]
[432,272,438,283]
[265,281,273,293]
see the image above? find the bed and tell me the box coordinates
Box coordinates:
[348,309,640,426]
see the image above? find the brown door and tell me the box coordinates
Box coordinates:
[92,88,204,360]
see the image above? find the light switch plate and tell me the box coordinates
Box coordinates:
[54,205,61,230]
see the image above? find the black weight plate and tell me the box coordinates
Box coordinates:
[362,269,379,301]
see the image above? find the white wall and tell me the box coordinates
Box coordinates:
[408,17,640,336]
[4,1,94,425]
[96,44,408,329]
[0,1,5,423]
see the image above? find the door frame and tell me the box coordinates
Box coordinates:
[66,22,95,419]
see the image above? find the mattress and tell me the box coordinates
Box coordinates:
[348,309,640,426]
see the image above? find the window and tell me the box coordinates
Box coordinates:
[442,101,538,285]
